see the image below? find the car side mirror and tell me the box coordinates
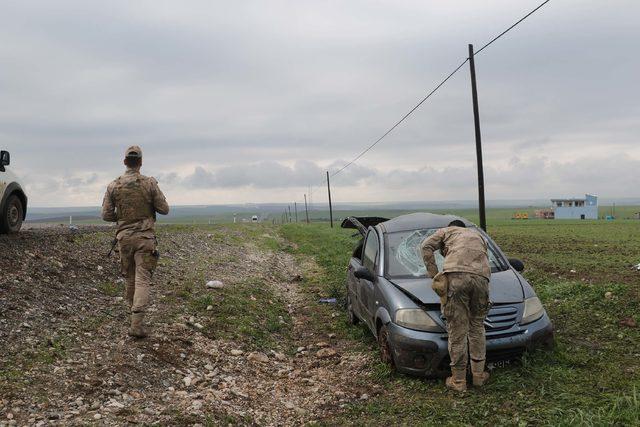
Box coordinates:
[354,266,375,282]
[0,151,9,168]
[509,258,525,272]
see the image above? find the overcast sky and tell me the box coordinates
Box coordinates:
[1,0,638,207]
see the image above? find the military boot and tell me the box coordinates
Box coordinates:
[445,368,467,392]
[128,312,148,338]
[471,360,490,387]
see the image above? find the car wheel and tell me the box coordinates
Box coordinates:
[347,293,360,325]
[1,194,23,233]
[378,325,395,368]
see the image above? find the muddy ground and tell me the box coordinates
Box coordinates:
[0,225,376,426]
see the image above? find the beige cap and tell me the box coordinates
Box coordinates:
[125,145,143,158]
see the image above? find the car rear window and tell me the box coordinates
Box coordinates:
[385,228,507,278]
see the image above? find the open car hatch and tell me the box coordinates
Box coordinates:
[340,216,390,235]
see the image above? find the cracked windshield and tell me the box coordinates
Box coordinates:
[386,229,503,278]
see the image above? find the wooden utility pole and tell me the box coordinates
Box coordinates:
[304,194,310,224]
[288,205,292,223]
[294,202,298,222]
[468,44,487,231]
[326,171,334,228]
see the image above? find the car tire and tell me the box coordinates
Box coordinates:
[378,325,395,368]
[347,293,360,325]
[1,194,23,233]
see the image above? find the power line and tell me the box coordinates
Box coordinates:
[328,0,552,180]
[475,0,551,55]
[331,57,469,179]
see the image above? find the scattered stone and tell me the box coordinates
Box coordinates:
[206,280,224,289]
[316,348,337,359]
[315,341,330,348]
[247,352,269,363]
[230,349,244,356]
[183,377,192,387]
[206,305,213,311]
[93,414,102,420]
[605,291,614,300]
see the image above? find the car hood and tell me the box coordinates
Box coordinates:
[390,270,524,304]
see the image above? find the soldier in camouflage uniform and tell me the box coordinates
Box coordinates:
[102,146,169,338]
[421,219,491,392]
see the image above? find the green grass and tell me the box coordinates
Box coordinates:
[97,281,122,297]
[156,224,293,352]
[280,221,640,426]
[191,279,292,350]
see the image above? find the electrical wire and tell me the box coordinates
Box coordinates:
[330,58,469,179]
[327,0,552,182]
[475,0,551,55]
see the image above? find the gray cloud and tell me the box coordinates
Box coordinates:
[1,0,639,206]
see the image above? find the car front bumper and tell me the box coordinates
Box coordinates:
[386,312,554,377]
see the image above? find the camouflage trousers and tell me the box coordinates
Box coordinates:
[442,272,490,370]
[118,235,158,314]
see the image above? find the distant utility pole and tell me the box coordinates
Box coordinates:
[304,194,310,224]
[326,171,334,228]
[468,44,487,231]
[294,202,298,223]
[288,205,292,223]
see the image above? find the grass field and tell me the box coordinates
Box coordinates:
[279,220,640,426]
[41,204,640,227]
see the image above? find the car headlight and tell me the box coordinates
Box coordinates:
[395,308,443,332]
[521,297,544,325]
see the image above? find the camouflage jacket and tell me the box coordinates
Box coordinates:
[101,168,169,239]
[420,226,491,280]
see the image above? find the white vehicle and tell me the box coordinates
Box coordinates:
[0,150,28,233]
[251,215,259,223]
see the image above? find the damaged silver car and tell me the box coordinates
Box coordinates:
[343,213,554,377]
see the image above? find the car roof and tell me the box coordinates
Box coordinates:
[377,212,474,233]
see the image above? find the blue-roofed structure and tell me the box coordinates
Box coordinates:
[551,194,598,219]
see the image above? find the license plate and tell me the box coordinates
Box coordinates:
[487,359,512,370]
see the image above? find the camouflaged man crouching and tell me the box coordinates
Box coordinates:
[421,219,491,392]
[102,146,169,338]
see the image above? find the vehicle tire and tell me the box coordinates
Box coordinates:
[1,194,23,233]
[347,293,360,325]
[378,325,395,368]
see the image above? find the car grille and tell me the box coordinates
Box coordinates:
[440,303,521,335]
[484,304,519,332]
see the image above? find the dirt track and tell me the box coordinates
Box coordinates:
[0,225,375,426]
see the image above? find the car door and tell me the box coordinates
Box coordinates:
[346,241,365,319]
[359,229,379,328]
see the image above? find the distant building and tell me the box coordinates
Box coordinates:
[551,194,598,219]
[535,209,554,219]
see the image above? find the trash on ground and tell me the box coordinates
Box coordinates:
[619,317,638,328]
[319,297,337,304]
